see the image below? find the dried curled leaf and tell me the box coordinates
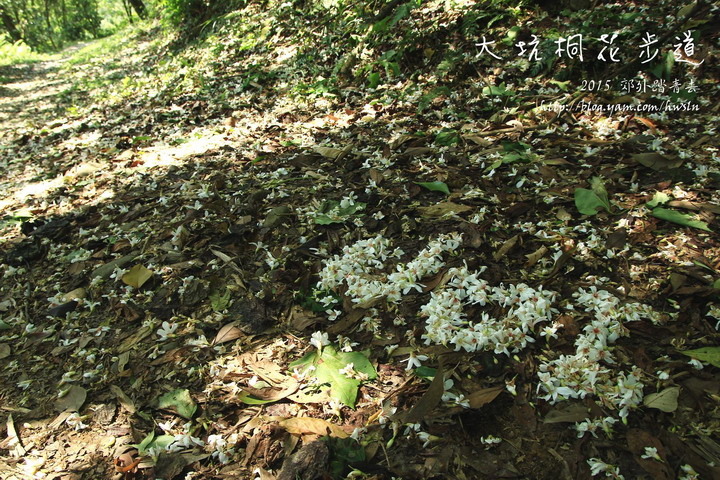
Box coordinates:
[279,417,349,438]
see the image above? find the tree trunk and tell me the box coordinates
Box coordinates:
[43,0,58,49]
[122,0,134,23]
[0,6,23,43]
[127,0,147,19]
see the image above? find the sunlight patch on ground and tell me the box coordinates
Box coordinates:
[0,129,230,216]
[134,129,234,171]
[0,176,64,214]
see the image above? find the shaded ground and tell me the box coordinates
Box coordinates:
[1,2,720,479]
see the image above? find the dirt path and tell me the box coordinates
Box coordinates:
[0,42,90,138]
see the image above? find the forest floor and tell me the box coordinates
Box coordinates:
[1,2,720,479]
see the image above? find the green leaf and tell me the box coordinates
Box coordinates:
[152,434,176,451]
[414,181,450,195]
[136,431,155,454]
[651,207,712,232]
[210,288,231,312]
[368,72,381,89]
[484,159,503,172]
[314,200,366,225]
[418,86,451,113]
[132,135,153,144]
[434,129,459,146]
[157,388,197,419]
[237,391,275,405]
[482,84,513,96]
[680,346,720,368]
[647,191,671,208]
[326,436,366,477]
[590,177,610,208]
[548,79,570,91]
[413,366,437,379]
[132,432,176,456]
[573,177,612,215]
[502,141,529,153]
[575,188,610,215]
[290,345,377,408]
[338,202,366,216]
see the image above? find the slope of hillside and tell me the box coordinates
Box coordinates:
[1,1,719,478]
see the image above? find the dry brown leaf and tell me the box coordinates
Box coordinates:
[279,417,349,438]
[61,287,86,302]
[525,245,548,267]
[118,325,154,353]
[417,202,472,218]
[626,428,673,480]
[632,152,683,171]
[313,146,345,159]
[390,134,419,149]
[398,363,445,424]
[369,168,384,184]
[667,200,720,214]
[635,116,657,133]
[287,389,334,405]
[542,158,572,165]
[247,359,289,385]
[402,147,435,158]
[467,386,503,409]
[493,234,519,261]
[543,403,591,424]
[462,134,492,146]
[110,385,137,413]
[213,323,244,345]
[55,385,87,412]
[121,264,154,289]
[150,347,190,366]
[242,380,299,402]
[288,305,321,331]
[5,414,26,457]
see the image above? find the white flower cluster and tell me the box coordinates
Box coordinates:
[538,286,659,419]
[420,265,558,354]
[318,233,461,308]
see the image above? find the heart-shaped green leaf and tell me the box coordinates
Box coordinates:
[290,345,377,408]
